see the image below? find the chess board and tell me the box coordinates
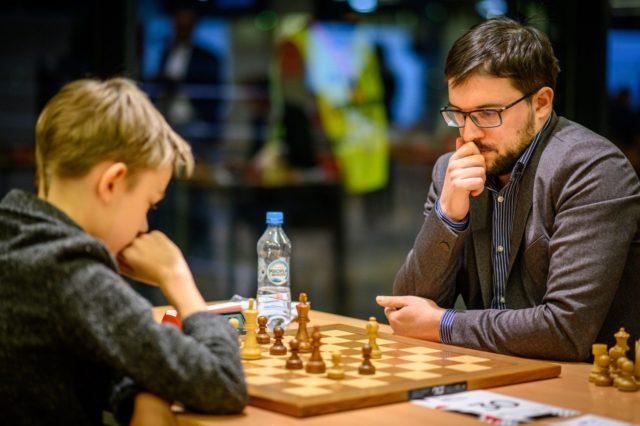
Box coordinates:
[241,324,561,417]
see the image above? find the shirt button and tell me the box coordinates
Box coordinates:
[497,196,505,203]
[500,296,506,304]
[497,245,504,253]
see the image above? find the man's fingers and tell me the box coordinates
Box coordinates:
[449,154,485,171]
[376,295,411,308]
[453,141,481,157]
[383,307,396,318]
[470,187,485,197]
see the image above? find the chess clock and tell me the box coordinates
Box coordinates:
[222,311,246,334]
[162,303,246,334]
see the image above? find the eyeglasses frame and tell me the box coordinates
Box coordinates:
[440,90,538,129]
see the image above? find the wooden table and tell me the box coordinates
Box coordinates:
[152,307,640,425]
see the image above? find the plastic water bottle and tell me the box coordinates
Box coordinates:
[256,211,292,329]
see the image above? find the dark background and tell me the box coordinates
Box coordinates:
[1,0,638,320]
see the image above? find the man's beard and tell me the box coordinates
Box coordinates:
[481,111,536,177]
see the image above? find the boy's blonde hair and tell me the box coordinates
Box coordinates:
[35,77,194,196]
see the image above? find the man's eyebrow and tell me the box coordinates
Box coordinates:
[447,101,504,110]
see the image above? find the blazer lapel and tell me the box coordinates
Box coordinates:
[507,113,559,274]
[470,190,493,308]
[508,170,534,273]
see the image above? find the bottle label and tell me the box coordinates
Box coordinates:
[266,258,289,285]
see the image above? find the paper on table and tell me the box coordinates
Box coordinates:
[545,414,638,426]
[413,390,579,426]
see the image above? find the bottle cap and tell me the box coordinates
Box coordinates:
[266,211,284,225]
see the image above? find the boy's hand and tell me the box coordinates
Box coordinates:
[130,392,178,426]
[376,295,444,342]
[439,138,486,221]
[118,231,206,317]
[117,231,188,287]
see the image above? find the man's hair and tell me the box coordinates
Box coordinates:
[35,77,194,196]
[444,17,561,94]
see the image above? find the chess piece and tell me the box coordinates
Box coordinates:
[240,299,261,360]
[589,343,608,383]
[593,354,613,387]
[228,317,241,346]
[615,358,639,392]
[613,357,629,389]
[609,327,630,379]
[295,293,311,353]
[358,343,376,375]
[367,317,382,359]
[256,316,271,344]
[327,351,345,380]
[269,326,287,356]
[635,339,640,380]
[305,327,326,374]
[286,338,303,370]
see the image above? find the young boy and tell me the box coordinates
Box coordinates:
[0,78,247,425]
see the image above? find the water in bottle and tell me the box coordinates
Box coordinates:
[256,211,292,329]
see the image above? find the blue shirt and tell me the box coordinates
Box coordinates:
[436,116,552,343]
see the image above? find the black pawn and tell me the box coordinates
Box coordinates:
[256,316,271,344]
[269,326,287,356]
[305,327,326,374]
[358,343,376,375]
[286,338,303,370]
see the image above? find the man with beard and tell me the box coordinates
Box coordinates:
[376,17,640,361]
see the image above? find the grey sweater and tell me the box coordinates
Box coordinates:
[0,190,247,425]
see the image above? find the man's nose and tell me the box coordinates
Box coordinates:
[459,117,485,142]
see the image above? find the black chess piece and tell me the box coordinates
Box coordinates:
[305,327,326,374]
[256,315,271,344]
[358,343,376,375]
[269,326,287,355]
[295,293,311,353]
[286,338,303,370]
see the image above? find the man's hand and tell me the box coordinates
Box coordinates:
[376,295,445,342]
[439,138,486,221]
[130,392,178,426]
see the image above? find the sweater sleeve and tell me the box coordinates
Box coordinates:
[54,263,247,415]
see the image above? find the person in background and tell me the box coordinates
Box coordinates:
[377,17,640,361]
[0,78,247,425]
[156,8,221,127]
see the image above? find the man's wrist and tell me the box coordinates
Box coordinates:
[435,199,469,232]
[439,309,456,344]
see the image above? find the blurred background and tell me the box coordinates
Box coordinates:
[1,0,639,321]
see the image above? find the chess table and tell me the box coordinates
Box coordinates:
[152,307,640,425]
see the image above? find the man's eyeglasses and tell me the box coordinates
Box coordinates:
[440,90,537,129]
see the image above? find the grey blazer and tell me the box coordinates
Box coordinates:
[393,113,640,361]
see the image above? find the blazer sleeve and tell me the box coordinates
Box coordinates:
[448,134,640,361]
[392,153,469,308]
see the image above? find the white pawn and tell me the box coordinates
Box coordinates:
[327,351,345,380]
[367,317,382,359]
[228,317,241,346]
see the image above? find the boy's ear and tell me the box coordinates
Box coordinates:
[96,162,129,203]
